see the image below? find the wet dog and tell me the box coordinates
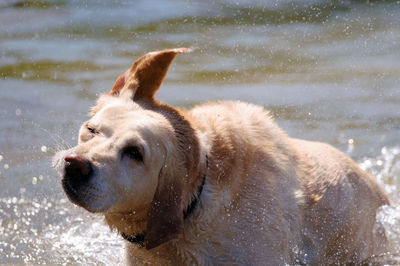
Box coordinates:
[53,48,388,265]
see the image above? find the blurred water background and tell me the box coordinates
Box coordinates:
[0,0,399,264]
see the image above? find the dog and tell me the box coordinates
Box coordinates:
[53,48,389,265]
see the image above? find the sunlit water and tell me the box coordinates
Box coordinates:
[0,0,399,264]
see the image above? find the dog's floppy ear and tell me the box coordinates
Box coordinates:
[109,48,191,100]
[144,163,185,250]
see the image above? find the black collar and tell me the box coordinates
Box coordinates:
[121,232,145,247]
[121,155,208,247]
[183,171,206,219]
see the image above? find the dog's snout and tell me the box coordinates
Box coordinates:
[64,153,92,180]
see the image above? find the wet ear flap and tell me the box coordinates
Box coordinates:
[109,48,191,100]
[145,165,185,250]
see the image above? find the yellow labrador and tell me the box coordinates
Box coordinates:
[53,48,388,265]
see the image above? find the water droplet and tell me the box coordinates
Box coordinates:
[4,164,9,170]
[41,146,47,153]
[0,155,3,162]
[15,109,21,116]
[347,139,354,154]
[32,177,37,185]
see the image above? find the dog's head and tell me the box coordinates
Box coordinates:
[53,48,200,249]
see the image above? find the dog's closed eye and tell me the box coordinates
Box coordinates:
[88,126,97,134]
[86,124,98,135]
[122,146,144,162]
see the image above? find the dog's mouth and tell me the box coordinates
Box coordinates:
[62,177,87,209]
[61,173,110,213]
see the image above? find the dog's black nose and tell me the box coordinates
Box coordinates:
[64,153,92,182]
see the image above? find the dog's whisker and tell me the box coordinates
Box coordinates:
[29,119,72,151]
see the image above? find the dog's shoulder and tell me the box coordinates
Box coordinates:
[186,100,286,143]
[183,101,300,200]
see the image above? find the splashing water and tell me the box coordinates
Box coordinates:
[360,147,400,255]
[0,197,124,265]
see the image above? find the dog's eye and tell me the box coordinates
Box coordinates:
[87,126,97,134]
[123,146,143,162]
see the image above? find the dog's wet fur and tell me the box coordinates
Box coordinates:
[53,48,388,265]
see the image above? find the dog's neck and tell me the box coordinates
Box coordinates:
[119,154,208,248]
[104,208,148,238]
[121,172,206,247]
